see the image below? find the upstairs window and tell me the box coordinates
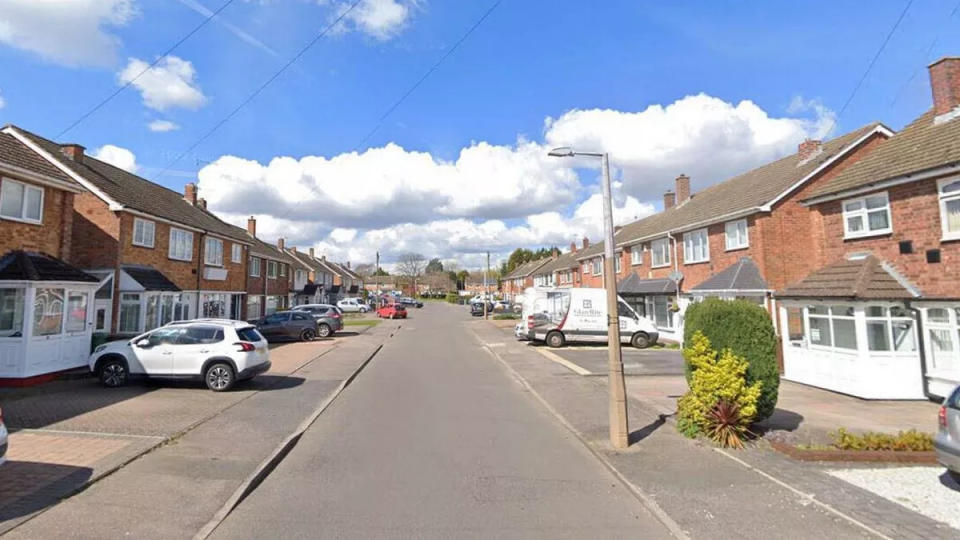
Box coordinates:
[614,255,622,273]
[592,258,602,275]
[630,245,642,265]
[168,228,193,261]
[249,257,261,277]
[724,219,748,250]
[279,263,287,277]
[0,178,43,223]
[204,237,223,266]
[939,177,960,241]
[132,218,155,248]
[267,260,278,278]
[683,228,709,264]
[843,192,891,238]
[231,244,243,263]
[651,238,670,268]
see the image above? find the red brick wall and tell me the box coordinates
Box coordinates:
[815,177,959,298]
[71,191,120,269]
[246,256,290,297]
[0,176,71,257]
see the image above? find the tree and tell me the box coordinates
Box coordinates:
[372,267,390,277]
[505,248,534,274]
[396,252,428,294]
[425,258,444,273]
[353,263,376,277]
[456,270,470,290]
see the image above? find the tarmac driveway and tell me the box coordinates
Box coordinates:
[546,344,683,376]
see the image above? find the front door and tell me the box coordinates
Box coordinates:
[94,298,111,333]
[131,327,181,375]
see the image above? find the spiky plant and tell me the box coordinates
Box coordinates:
[706,400,751,449]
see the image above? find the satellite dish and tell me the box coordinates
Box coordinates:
[668,270,684,283]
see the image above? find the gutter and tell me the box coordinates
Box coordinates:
[801,161,960,206]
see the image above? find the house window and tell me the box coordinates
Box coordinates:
[296,269,305,282]
[119,293,142,333]
[279,263,287,277]
[865,306,916,352]
[927,307,960,373]
[266,295,278,315]
[630,246,642,265]
[645,296,673,329]
[267,260,278,278]
[843,192,891,238]
[0,288,25,337]
[725,219,748,250]
[592,258,602,275]
[33,288,64,336]
[132,218,155,248]
[65,291,88,333]
[232,244,243,263]
[938,177,960,240]
[247,296,262,319]
[169,228,194,261]
[249,257,261,277]
[615,255,621,273]
[651,238,670,268]
[683,228,709,264]
[0,178,43,223]
[807,304,857,350]
[205,237,223,266]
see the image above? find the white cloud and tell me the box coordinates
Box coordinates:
[0,0,136,67]
[92,144,138,173]
[0,90,5,109]
[326,0,418,40]
[148,119,180,132]
[118,56,206,111]
[199,93,831,266]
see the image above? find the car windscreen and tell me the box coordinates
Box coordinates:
[236,327,264,342]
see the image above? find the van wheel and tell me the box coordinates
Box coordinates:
[546,331,565,348]
[317,323,332,338]
[99,357,128,388]
[631,332,651,349]
[204,362,235,392]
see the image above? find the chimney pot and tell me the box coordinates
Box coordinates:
[570,241,577,253]
[797,139,822,163]
[663,190,676,210]
[197,198,207,210]
[675,174,691,204]
[291,246,297,253]
[929,57,960,117]
[184,183,198,205]
[247,216,256,237]
[277,237,285,251]
[60,144,85,163]
[582,237,589,250]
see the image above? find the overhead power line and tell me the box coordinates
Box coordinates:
[57,0,237,139]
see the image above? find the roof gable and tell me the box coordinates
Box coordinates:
[0,131,77,186]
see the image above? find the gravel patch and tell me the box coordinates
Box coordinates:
[827,466,960,531]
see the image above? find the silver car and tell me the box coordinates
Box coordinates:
[291,304,344,337]
[0,405,8,466]
[935,385,960,483]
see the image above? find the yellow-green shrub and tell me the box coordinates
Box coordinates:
[677,331,762,438]
[829,428,934,451]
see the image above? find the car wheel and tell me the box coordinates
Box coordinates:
[317,323,332,338]
[300,328,316,341]
[631,332,651,349]
[99,357,128,388]
[204,362,234,392]
[359,307,367,313]
[546,331,565,348]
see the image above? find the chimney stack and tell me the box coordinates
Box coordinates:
[277,237,285,251]
[291,246,297,253]
[346,261,351,268]
[247,216,256,236]
[184,183,198,205]
[552,247,560,257]
[664,190,676,210]
[197,198,207,210]
[60,144,85,163]
[797,139,822,163]
[582,237,589,250]
[309,247,315,259]
[675,174,691,204]
[570,241,577,253]
[929,57,960,118]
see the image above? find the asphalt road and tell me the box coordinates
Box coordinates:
[551,346,684,376]
[210,304,672,539]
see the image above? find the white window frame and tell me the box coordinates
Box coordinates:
[651,238,671,268]
[864,304,917,353]
[938,177,960,241]
[0,177,44,224]
[630,245,642,266]
[724,219,749,251]
[279,262,287,277]
[249,256,261,277]
[925,306,960,375]
[805,304,859,352]
[591,258,602,276]
[683,228,709,264]
[267,260,278,279]
[842,192,892,239]
[231,243,243,264]
[168,228,194,262]
[614,254,622,273]
[204,237,223,267]
[132,218,155,248]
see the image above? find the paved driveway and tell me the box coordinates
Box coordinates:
[546,345,683,376]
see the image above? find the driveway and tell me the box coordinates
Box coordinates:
[540,344,683,376]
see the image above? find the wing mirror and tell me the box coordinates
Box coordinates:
[134,338,151,348]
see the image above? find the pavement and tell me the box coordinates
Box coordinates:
[0,325,392,537]
[543,344,684,376]
[208,303,674,539]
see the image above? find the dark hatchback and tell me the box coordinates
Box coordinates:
[255,311,319,342]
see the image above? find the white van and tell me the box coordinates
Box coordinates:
[523,287,658,348]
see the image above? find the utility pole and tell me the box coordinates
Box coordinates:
[549,147,629,449]
[375,251,380,307]
[484,251,490,320]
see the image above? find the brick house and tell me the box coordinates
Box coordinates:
[501,258,552,301]
[534,240,585,289]
[0,130,100,381]
[243,217,295,320]
[323,259,363,300]
[775,57,960,399]
[3,126,252,336]
[600,123,891,342]
[286,248,334,305]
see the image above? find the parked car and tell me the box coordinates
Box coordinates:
[256,311,319,342]
[88,320,271,392]
[935,385,960,482]
[292,304,343,337]
[400,297,423,308]
[470,302,486,317]
[514,322,528,340]
[337,298,369,313]
[0,405,7,466]
[377,303,407,319]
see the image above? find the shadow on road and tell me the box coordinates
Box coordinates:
[629,413,671,445]
[939,471,960,492]
[754,409,805,435]
[0,461,93,524]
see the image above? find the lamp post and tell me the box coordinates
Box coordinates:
[548,147,629,449]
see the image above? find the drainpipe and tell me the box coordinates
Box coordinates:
[905,301,936,400]
[666,231,680,305]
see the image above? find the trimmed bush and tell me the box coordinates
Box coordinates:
[445,292,459,304]
[677,332,762,438]
[829,428,934,452]
[683,298,779,421]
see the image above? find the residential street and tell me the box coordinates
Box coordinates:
[208,304,673,539]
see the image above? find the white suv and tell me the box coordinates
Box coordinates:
[337,298,368,313]
[0,406,7,466]
[89,320,271,392]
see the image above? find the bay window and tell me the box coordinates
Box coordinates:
[0,288,25,337]
[865,305,916,352]
[651,238,670,268]
[0,178,43,223]
[132,218,155,248]
[645,296,673,329]
[683,228,709,264]
[169,228,194,261]
[724,219,748,250]
[938,177,960,240]
[119,293,141,333]
[65,291,88,333]
[205,237,224,266]
[33,288,64,336]
[807,305,857,350]
[843,192,891,238]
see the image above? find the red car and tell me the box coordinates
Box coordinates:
[377,303,407,319]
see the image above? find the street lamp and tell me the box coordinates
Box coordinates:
[548,146,630,449]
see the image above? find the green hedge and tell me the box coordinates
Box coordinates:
[445,292,460,304]
[683,298,779,421]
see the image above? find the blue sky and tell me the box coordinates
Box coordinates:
[0,0,958,267]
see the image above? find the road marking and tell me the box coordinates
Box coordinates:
[18,428,164,440]
[533,348,592,375]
